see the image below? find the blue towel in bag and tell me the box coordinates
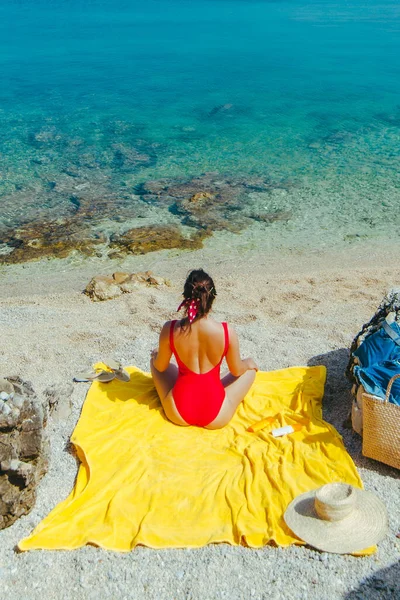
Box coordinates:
[353,320,400,368]
[354,360,400,405]
[353,320,400,404]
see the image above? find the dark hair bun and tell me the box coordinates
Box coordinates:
[182,269,216,324]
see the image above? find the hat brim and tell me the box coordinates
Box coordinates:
[284,487,388,554]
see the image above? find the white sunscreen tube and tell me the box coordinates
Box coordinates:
[271,425,295,437]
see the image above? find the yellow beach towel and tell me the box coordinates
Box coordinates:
[19,366,369,552]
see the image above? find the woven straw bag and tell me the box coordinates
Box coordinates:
[362,374,400,470]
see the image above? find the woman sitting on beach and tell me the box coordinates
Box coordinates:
[150,269,258,429]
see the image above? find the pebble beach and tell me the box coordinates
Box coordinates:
[0,236,399,599]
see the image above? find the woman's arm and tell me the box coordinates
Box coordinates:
[151,322,173,372]
[225,325,258,377]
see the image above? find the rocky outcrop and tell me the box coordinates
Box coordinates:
[136,173,292,232]
[84,271,169,302]
[0,219,106,264]
[108,224,207,257]
[0,377,47,530]
[0,166,293,264]
[84,275,124,302]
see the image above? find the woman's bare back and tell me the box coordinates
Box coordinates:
[171,318,226,374]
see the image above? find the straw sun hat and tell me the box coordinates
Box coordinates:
[284,482,388,554]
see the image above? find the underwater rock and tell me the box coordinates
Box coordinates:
[70,138,158,173]
[308,142,321,150]
[206,103,250,119]
[76,148,112,170]
[375,110,400,128]
[0,180,147,264]
[322,130,355,146]
[28,126,64,148]
[111,143,155,171]
[0,220,105,264]
[109,224,207,255]
[0,377,47,530]
[189,192,214,203]
[136,173,289,232]
[308,129,355,152]
[209,103,234,116]
[249,210,292,224]
[1,164,293,264]
[85,271,168,301]
[105,119,147,136]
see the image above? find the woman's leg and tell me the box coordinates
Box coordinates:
[150,359,189,426]
[205,370,256,430]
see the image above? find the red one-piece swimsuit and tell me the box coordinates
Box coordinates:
[169,320,229,427]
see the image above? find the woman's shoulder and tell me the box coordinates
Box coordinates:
[160,320,175,335]
[225,322,238,341]
[205,318,234,336]
[205,318,232,327]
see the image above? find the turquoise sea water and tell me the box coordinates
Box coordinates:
[1,0,400,260]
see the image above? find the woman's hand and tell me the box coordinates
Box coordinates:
[244,357,259,372]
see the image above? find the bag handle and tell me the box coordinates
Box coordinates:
[385,373,400,403]
[382,320,400,346]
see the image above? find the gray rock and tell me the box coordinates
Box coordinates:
[119,279,141,293]
[85,271,167,301]
[0,378,14,397]
[12,394,24,409]
[84,275,123,302]
[0,377,47,530]
[44,383,74,422]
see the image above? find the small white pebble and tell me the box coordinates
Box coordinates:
[319,554,328,562]
[2,403,12,416]
[0,391,9,401]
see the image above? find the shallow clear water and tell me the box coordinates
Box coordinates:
[1,0,400,260]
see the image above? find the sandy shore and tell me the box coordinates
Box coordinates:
[0,238,399,599]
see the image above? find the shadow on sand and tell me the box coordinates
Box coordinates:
[345,561,400,599]
[308,348,399,479]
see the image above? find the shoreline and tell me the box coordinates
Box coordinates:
[2,232,400,297]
